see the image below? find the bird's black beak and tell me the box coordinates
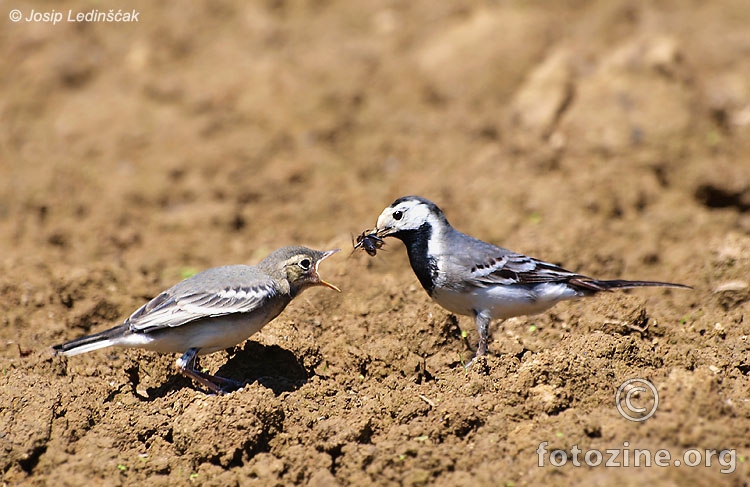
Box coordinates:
[374,226,394,238]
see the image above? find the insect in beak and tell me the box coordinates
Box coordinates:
[353,230,385,256]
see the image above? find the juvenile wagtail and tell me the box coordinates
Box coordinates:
[53,246,340,394]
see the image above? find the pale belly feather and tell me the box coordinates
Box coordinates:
[118,299,289,355]
[432,282,583,320]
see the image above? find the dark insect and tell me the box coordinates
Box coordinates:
[354,230,385,256]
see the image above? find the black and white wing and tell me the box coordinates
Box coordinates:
[446,234,687,292]
[464,252,589,287]
[442,233,595,289]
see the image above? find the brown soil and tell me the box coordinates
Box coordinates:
[2,1,749,486]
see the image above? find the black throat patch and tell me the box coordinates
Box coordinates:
[393,222,439,296]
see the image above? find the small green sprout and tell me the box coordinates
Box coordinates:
[180,267,199,279]
[706,129,721,147]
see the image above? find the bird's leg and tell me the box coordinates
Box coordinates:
[474,309,492,357]
[176,348,223,394]
[465,310,492,369]
[175,348,245,395]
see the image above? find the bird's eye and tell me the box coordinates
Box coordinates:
[393,210,403,220]
[299,258,311,270]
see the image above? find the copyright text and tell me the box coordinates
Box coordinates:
[9,9,140,25]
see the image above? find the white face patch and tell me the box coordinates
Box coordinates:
[376,199,440,234]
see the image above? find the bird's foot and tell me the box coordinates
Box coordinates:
[464,333,489,369]
[181,368,247,395]
[463,349,490,371]
[464,355,483,370]
[176,348,247,395]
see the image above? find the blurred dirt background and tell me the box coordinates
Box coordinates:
[1,0,749,485]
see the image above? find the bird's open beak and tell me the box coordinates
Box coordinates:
[316,249,341,292]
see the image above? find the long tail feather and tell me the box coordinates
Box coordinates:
[569,278,692,293]
[52,325,127,356]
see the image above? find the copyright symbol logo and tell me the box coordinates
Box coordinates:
[616,378,659,422]
[9,9,22,22]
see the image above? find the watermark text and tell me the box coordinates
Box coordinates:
[537,442,737,474]
[9,8,140,25]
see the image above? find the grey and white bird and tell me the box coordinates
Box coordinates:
[53,246,340,394]
[370,196,690,366]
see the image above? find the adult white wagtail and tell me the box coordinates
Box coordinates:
[53,246,340,394]
[368,196,690,365]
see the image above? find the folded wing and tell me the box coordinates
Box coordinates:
[126,280,279,333]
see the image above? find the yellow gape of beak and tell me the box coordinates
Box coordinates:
[317,249,341,292]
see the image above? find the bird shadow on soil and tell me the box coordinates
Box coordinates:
[124,342,309,401]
